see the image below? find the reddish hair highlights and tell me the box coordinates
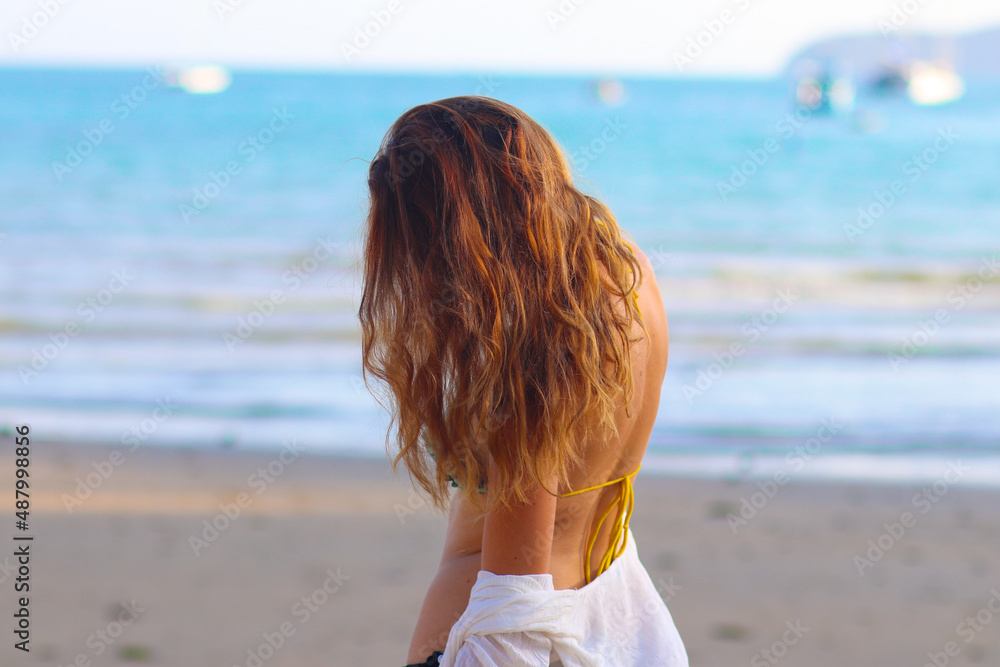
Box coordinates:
[359,96,646,511]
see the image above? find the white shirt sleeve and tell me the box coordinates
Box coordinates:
[451,631,553,667]
[439,571,576,667]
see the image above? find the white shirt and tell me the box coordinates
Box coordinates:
[439,529,688,666]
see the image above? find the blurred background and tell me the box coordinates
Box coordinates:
[1,0,998,475]
[1,1,999,665]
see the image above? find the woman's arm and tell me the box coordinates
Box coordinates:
[406,463,558,662]
[406,493,485,663]
[480,462,558,576]
[440,463,560,666]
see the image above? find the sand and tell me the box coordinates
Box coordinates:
[1,436,997,666]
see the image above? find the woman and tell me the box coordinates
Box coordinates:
[359,96,687,666]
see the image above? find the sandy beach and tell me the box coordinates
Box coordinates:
[2,436,998,666]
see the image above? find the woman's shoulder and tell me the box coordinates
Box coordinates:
[628,242,669,369]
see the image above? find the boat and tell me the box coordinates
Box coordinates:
[165,64,232,94]
[793,60,856,114]
[589,78,626,107]
[906,60,964,106]
[870,58,965,106]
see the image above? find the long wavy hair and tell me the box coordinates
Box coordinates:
[359,96,647,512]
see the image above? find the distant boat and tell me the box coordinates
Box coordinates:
[906,60,964,106]
[870,59,964,106]
[589,78,626,107]
[165,65,232,94]
[871,62,909,94]
[793,60,855,114]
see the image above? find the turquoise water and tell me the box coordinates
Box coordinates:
[1,68,998,480]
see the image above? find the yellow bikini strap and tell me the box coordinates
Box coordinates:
[560,463,641,585]
[559,462,641,497]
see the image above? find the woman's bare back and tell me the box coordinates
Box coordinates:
[549,242,669,589]
[406,243,669,661]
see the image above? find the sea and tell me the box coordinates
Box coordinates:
[1,67,998,485]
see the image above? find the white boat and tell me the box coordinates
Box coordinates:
[165,65,232,94]
[906,60,964,106]
[793,60,855,114]
[589,78,626,107]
